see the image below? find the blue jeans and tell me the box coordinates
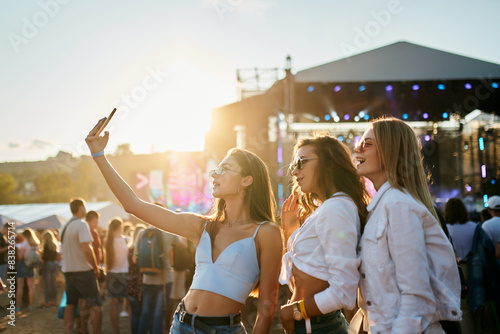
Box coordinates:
[43,260,59,302]
[138,283,172,334]
[128,296,142,334]
[291,310,347,334]
[170,312,246,334]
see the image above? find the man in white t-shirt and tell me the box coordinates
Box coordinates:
[61,198,102,334]
[482,196,500,246]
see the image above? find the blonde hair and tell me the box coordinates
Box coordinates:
[105,218,123,270]
[22,228,40,247]
[292,133,370,232]
[371,117,438,220]
[42,230,59,253]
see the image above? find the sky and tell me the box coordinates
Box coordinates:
[1,0,500,162]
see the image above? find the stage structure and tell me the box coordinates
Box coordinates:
[205,42,500,212]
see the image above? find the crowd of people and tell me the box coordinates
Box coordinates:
[2,115,500,334]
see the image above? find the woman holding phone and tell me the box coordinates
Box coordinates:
[85,117,282,334]
[279,133,369,334]
[353,117,461,333]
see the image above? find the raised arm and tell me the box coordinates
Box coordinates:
[85,118,204,242]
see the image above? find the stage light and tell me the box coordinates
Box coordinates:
[344,114,350,121]
[358,85,366,92]
[354,116,360,122]
[412,84,420,91]
[324,114,331,121]
[442,112,449,119]
[484,194,489,205]
[465,185,472,192]
[363,114,369,120]
[492,82,499,89]
[464,83,472,90]
[333,116,340,122]
[423,113,429,119]
[481,165,486,178]
[385,85,393,92]
[338,135,344,142]
[307,85,315,92]
[359,111,366,117]
[479,137,485,151]
[334,85,341,92]
[438,84,445,90]
[492,179,496,185]
[424,135,431,142]
[402,113,409,120]
[354,135,360,142]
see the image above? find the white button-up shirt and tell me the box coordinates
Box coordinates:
[279,193,360,313]
[359,182,462,333]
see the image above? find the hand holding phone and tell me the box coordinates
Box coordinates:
[95,108,116,136]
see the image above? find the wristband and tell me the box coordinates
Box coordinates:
[91,150,104,158]
[299,300,309,319]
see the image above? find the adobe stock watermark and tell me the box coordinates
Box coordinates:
[7,0,72,54]
[213,0,243,20]
[339,0,405,58]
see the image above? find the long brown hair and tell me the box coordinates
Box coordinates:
[42,230,59,253]
[292,133,369,232]
[206,148,277,236]
[105,218,123,271]
[371,117,439,220]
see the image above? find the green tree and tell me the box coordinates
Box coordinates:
[0,172,17,204]
[34,171,76,202]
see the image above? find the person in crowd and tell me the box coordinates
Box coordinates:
[165,235,193,333]
[279,133,369,334]
[444,197,480,333]
[86,211,103,269]
[85,117,282,334]
[483,196,500,246]
[0,223,9,285]
[353,117,462,333]
[481,207,493,223]
[15,227,40,311]
[105,218,130,334]
[127,223,146,334]
[61,198,102,334]
[120,221,133,318]
[134,218,179,334]
[40,229,61,308]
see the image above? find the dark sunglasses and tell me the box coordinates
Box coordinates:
[289,157,319,173]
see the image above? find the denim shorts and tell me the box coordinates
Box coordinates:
[106,272,128,298]
[291,310,347,334]
[17,260,34,278]
[171,310,246,334]
[64,270,102,307]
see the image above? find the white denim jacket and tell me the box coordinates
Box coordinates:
[358,182,461,334]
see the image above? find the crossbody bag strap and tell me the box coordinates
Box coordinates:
[61,217,79,243]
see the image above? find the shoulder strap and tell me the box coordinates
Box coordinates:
[252,221,268,238]
[61,217,80,243]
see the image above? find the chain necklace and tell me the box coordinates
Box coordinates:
[226,219,252,228]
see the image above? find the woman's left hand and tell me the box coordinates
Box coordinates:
[279,303,296,333]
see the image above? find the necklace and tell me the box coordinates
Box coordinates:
[226,219,252,228]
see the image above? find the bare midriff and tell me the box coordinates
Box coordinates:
[289,264,329,303]
[183,289,243,316]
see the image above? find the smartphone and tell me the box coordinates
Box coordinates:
[95,108,116,136]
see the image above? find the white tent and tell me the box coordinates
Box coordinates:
[0,202,130,230]
[20,214,68,231]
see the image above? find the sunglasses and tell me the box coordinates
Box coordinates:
[289,157,319,173]
[209,165,242,178]
[354,139,374,153]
